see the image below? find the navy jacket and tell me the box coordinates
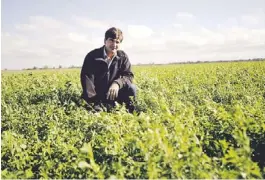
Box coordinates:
[80,46,134,101]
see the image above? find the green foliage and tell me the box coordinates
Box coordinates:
[1,61,265,179]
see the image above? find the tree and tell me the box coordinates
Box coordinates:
[43,65,49,69]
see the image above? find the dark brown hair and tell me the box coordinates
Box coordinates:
[104,27,123,42]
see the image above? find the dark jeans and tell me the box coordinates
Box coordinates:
[116,84,137,112]
[83,84,137,112]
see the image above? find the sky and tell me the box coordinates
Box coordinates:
[1,0,265,70]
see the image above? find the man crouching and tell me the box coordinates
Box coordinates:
[80,27,136,113]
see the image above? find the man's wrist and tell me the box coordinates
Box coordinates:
[113,80,121,88]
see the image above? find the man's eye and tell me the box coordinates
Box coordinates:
[109,39,120,44]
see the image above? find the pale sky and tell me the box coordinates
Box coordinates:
[1,0,265,70]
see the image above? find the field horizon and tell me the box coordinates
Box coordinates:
[2,58,264,72]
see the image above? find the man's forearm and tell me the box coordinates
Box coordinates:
[81,73,96,98]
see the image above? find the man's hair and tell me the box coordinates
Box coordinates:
[105,27,123,42]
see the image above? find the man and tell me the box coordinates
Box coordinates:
[80,27,136,113]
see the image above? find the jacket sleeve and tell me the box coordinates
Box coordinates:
[114,52,134,89]
[80,53,96,99]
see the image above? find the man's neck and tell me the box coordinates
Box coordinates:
[107,51,114,58]
[104,47,116,59]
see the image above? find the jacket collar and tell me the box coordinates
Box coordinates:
[98,45,121,61]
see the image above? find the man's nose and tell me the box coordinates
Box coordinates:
[113,42,118,48]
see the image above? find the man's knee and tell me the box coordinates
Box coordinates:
[117,83,137,100]
[128,83,137,97]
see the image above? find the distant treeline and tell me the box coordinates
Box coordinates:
[137,58,265,66]
[2,58,264,71]
[22,65,79,70]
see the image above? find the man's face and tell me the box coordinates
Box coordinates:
[104,38,121,54]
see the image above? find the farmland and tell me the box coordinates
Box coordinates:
[1,61,265,179]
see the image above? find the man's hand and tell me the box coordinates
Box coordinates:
[107,82,119,100]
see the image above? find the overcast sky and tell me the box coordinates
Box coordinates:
[1,0,265,70]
